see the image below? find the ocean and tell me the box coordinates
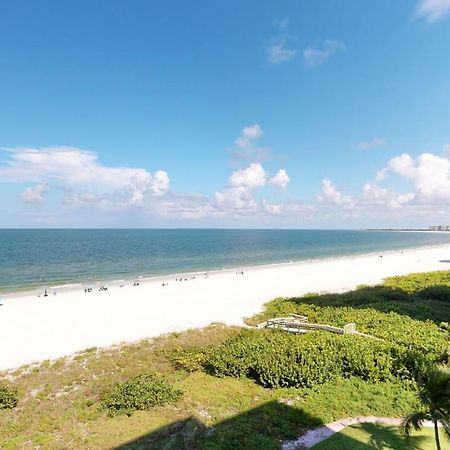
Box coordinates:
[1,229,449,293]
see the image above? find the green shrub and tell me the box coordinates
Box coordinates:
[418,285,450,302]
[205,329,438,389]
[167,347,208,372]
[102,373,182,417]
[246,300,448,363]
[384,270,450,294]
[207,271,450,390]
[0,384,18,409]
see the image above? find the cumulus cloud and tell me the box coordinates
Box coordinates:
[231,124,277,162]
[5,138,450,227]
[0,146,169,208]
[216,163,266,211]
[269,169,290,189]
[20,183,47,204]
[234,124,263,149]
[215,186,258,211]
[215,163,290,211]
[319,178,353,205]
[362,182,415,209]
[229,163,267,188]
[388,152,450,201]
[303,40,345,67]
[415,0,450,23]
[356,137,386,150]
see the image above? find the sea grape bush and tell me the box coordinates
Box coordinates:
[384,270,450,294]
[204,329,437,388]
[102,373,182,417]
[171,271,450,390]
[247,304,447,357]
[249,303,447,353]
[0,384,18,409]
[167,346,208,372]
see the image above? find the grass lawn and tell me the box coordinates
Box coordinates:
[313,423,446,449]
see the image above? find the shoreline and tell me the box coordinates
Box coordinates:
[2,241,449,299]
[1,243,450,371]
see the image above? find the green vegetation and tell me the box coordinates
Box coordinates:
[313,423,443,450]
[402,366,450,450]
[102,373,183,417]
[0,270,449,449]
[204,329,435,388]
[0,384,18,410]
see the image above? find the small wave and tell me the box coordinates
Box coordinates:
[49,283,82,289]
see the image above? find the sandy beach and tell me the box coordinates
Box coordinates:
[1,244,449,371]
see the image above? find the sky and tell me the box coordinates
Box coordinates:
[1,0,450,228]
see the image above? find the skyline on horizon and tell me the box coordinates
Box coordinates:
[1,0,450,229]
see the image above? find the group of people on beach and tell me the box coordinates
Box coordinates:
[37,269,230,298]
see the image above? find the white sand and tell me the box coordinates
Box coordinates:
[1,245,449,371]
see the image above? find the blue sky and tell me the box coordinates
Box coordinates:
[1,0,450,228]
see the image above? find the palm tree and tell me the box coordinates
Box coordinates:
[402,366,450,450]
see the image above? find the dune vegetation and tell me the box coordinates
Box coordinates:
[0,270,449,449]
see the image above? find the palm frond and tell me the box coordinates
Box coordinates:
[435,411,450,440]
[418,366,450,409]
[401,411,428,436]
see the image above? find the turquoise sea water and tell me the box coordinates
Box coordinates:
[0,229,450,293]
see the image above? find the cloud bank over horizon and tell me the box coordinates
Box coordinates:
[1,125,450,228]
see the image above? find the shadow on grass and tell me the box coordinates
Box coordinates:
[363,423,426,450]
[312,423,427,450]
[111,402,430,450]
[112,401,323,450]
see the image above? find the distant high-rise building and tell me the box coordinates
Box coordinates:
[429,225,450,231]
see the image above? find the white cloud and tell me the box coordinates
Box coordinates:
[443,143,450,158]
[215,163,267,211]
[362,182,388,201]
[262,199,283,215]
[231,125,274,162]
[375,167,389,182]
[267,43,296,64]
[362,182,415,209]
[390,193,416,209]
[0,147,169,207]
[269,169,290,189]
[20,183,47,204]
[319,178,353,205]
[356,137,386,150]
[388,152,450,201]
[263,199,314,216]
[235,124,263,148]
[215,163,290,212]
[266,19,296,65]
[415,0,450,23]
[215,186,258,211]
[216,163,265,211]
[303,40,345,67]
[229,163,267,188]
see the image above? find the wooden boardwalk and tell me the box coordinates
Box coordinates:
[257,314,382,340]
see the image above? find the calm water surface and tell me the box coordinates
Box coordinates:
[1,229,449,293]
